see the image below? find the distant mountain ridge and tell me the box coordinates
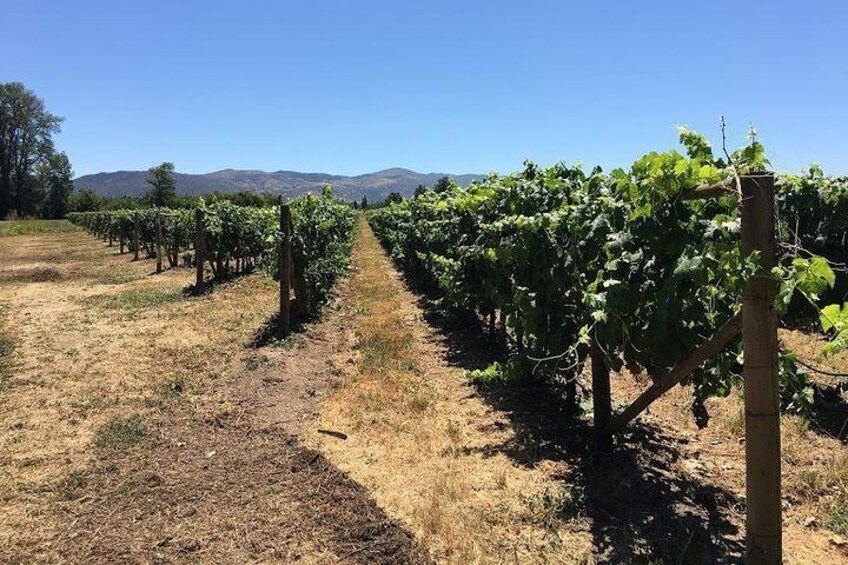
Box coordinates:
[73,167,486,202]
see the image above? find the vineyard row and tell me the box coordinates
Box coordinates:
[69,192,358,319]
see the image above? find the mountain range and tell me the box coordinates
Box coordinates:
[73,168,486,202]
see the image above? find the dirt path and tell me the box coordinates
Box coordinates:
[0,227,430,564]
[311,219,594,564]
[51,307,430,564]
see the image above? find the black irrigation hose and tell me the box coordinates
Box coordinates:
[794,357,848,379]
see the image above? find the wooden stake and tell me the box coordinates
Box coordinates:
[278,197,292,338]
[155,212,163,273]
[591,333,611,442]
[195,208,205,288]
[608,313,743,434]
[133,214,140,261]
[741,173,781,564]
[172,232,179,268]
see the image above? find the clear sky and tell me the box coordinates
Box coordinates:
[2,0,846,177]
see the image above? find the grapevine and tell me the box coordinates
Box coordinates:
[371,129,845,424]
[69,190,357,316]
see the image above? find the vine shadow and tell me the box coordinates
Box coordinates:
[184,264,261,296]
[395,266,745,563]
[249,306,310,348]
[811,383,848,443]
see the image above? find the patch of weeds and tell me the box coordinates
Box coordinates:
[244,352,270,371]
[0,266,63,283]
[826,493,848,534]
[146,378,184,407]
[271,334,305,350]
[467,359,529,383]
[0,306,13,389]
[95,414,147,451]
[56,470,88,500]
[358,330,416,370]
[407,392,431,413]
[0,219,80,236]
[522,485,585,528]
[795,452,848,500]
[83,286,186,310]
[95,271,140,285]
[446,420,462,442]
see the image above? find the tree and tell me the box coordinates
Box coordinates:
[414,184,428,198]
[0,82,64,218]
[386,192,403,204]
[433,176,453,193]
[39,151,73,218]
[361,195,368,209]
[101,195,140,210]
[144,162,177,207]
[69,187,102,212]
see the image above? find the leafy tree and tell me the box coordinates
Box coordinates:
[69,187,102,212]
[361,195,368,209]
[208,190,277,208]
[414,184,428,198]
[39,151,73,218]
[0,82,64,218]
[433,176,453,193]
[144,162,178,207]
[101,195,140,210]
[386,192,403,204]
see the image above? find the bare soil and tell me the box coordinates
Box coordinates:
[0,230,429,564]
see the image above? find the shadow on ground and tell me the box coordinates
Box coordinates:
[812,383,848,443]
[397,266,745,564]
[249,310,309,348]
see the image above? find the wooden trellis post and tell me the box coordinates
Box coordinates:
[741,173,781,564]
[603,172,782,562]
[133,213,140,261]
[194,208,205,288]
[172,226,180,268]
[155,212,163,274]
[591,332,611,443]
[278,197,292,338]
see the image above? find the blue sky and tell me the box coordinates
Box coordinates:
[2,0,846,177]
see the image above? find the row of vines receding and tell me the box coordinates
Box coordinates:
[68,190,358,316]
[369,128,848,426]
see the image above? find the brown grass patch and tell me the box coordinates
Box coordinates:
[0,229,279,560]
[0,304,12,388]
[0,266,63,283]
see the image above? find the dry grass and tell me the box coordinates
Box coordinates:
[0,304,13,388]
[311,218,593,564]
[0,229,277,561]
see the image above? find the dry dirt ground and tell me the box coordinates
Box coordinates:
[0,225,429,564]
[2,220,848,564]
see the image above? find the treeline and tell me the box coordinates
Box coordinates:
[71,185,289,213]
[0,82,72,219]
